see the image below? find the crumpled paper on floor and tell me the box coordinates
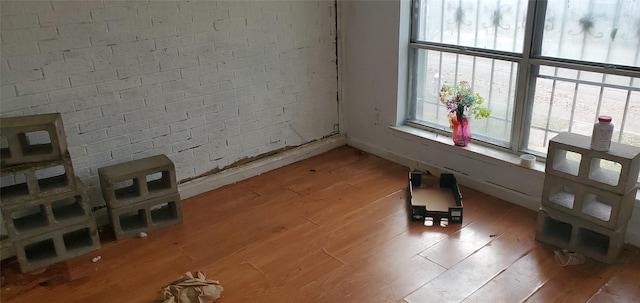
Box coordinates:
[161,271,223,303]
[554,249,586,266]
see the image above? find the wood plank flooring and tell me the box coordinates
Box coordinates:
[1,146,639,302]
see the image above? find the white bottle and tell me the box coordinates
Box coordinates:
[590,115,614,151]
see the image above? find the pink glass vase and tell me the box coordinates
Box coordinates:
[451,114,471,147]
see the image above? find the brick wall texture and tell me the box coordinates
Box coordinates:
[0,0,339,202]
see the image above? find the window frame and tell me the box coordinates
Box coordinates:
[407,0,640,157]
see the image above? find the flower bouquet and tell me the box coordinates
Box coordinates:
[439,81,490,146]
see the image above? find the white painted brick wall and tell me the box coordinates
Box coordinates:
[1,26,58,43]
[38,36,92,53]
[1,66,44,85]
[1,41,40,57]
[0,0,338,207]
[70,69,118,87]
[15,77,70,95]
[96,77,142,93]
[0,14,39,29]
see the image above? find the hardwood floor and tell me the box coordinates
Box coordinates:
[1,146,639,303]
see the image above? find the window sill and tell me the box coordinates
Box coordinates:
[390,124,546,173]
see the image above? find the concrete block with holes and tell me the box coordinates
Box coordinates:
[1,180,92,240]
[0,237,15,260]
[0,113,100,272]
[1,218,16,260]
[98,154,182,240]
[537,132,638,264]
[98,154,178,209]
[546,132,640,195]
[535,207,626,264]
[14,218,100,273]
[0,113,68,167]
[108,194,182,240]
[541,175,636,230]
[0,154,77,206]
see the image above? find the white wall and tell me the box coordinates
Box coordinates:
[1,1,339,203]
[338,0,640,246]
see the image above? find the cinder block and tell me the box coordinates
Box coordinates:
[541,175,636,229]
[1,235,16,260]
[98,154,177,209]
[0,113,68,166]
[14,218,100,273]
[546,133,640,195]
[1,214,16,260]
[1,181,92,240]
[0,155,77,206]
[535,207,626,264]
[109,194,182,240]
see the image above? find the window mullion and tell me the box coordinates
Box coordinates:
[618,78,634,142]
[529,58,640,78]
[513,0,544,153]
[409,43,521,63]
[408,0,420,121]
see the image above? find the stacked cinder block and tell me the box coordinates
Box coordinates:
[0,113,100,273]
[98,154,182,240]
[536,132,640,263]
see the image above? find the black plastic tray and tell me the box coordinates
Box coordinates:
[409,172,463,224]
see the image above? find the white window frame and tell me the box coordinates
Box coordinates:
[407,0,640,157]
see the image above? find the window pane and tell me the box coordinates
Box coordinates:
[541,0,640,67]
[415,0,529,53]
[527,66,640,153]
[410,0,640,158]
[411,48,515,145]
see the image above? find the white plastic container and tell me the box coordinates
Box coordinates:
[520,154,536,168]
[520,154,536,169]
[590,115,614,151]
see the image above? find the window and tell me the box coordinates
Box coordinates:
[408,0,640,156]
